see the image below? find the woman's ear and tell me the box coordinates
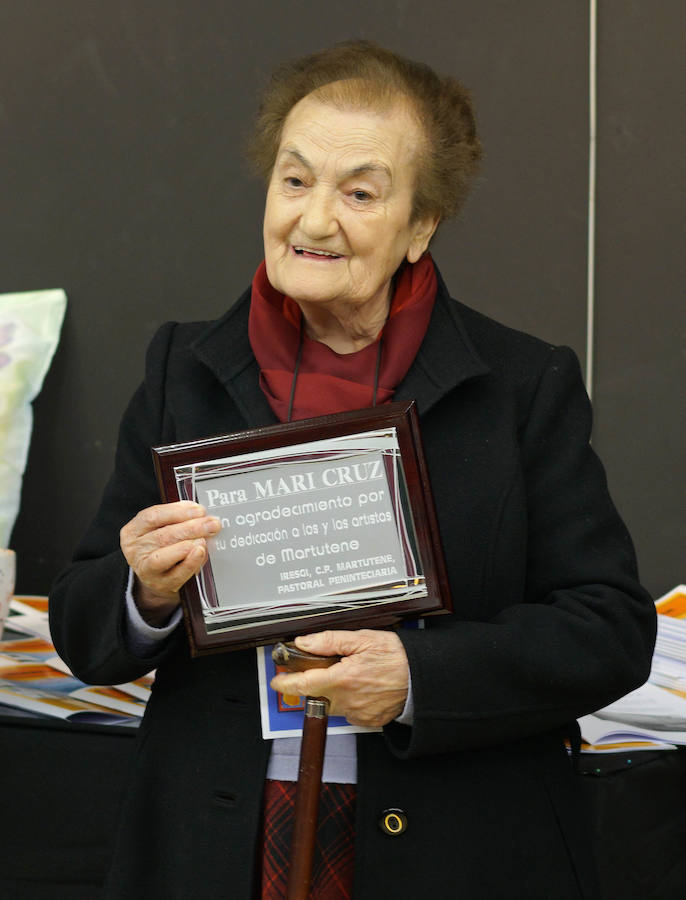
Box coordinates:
[406,215,440,263]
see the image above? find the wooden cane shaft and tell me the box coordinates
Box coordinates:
[286,699,329,900]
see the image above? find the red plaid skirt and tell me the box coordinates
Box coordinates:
[260,779,355,900]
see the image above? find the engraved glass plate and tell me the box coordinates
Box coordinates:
[152,401,451,655]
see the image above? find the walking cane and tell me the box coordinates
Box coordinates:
[272,641,341,900]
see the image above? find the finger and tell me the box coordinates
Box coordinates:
[121,517,221,566]
[140,515,221,551]
[136,540,207,592]
[295,629,390,658]
[123,501,207,540]
[293,630,358,657]
[162,543,208,592]
[270,665,338,699]
[343,706,399,728]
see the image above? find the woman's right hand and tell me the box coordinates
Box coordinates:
[120,501,221,626]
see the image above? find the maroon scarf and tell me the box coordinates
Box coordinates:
[248,254,437,422]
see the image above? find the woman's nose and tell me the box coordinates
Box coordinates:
[299,188,337,239]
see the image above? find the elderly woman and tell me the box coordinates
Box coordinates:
[50,41,654,900]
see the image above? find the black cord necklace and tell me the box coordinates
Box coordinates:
[286,327,384,423]
[286,327,305,423]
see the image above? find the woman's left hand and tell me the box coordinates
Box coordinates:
[269,629,409,727]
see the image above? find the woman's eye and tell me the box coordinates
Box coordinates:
[351,190,372,202]
[284,176,304,189]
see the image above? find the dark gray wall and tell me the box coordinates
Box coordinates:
[1,2,682,598]
[592,1,686,597]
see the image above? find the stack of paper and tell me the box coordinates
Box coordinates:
[4,595,51,640]
[650,585,686,691]
[0,597,153,725]
[578,713,681,753]
[579,586,686,753]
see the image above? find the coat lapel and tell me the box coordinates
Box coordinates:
[395,270,490,415]
[190,267,490,425]
[190,287,278,429]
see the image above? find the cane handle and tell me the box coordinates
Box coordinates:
[272,641,341,672]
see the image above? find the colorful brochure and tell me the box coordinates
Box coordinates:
[0,680,136,725]
[256,644,381,739]
[0,623,152,724]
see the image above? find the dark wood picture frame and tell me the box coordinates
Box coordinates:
[152,400,451,656]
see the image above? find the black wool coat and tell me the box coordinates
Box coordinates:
[50,269,656,900]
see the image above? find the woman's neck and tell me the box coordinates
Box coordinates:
[296,289,391,354]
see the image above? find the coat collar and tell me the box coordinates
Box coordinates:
[191,286,276,428]
[393,268,490,412]
[190,266,490,427]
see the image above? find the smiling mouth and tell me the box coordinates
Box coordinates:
[293,246,343,259]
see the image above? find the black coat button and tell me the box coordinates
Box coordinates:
[379,808,408,836]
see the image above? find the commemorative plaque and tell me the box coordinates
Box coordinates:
[152,401,451,655]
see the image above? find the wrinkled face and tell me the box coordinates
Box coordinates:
[263,94,436,314]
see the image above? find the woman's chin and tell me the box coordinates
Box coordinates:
[279,274,346,307]
[288,289,341,308]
